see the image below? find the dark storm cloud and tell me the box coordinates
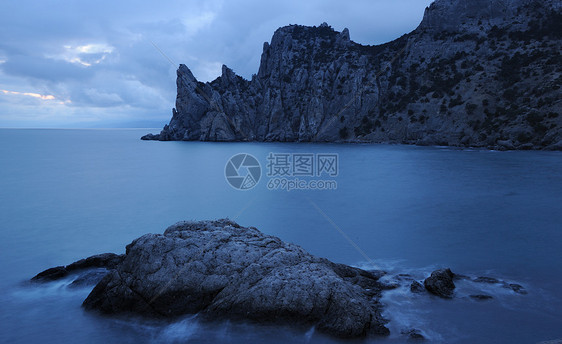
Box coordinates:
[0,0,433,127]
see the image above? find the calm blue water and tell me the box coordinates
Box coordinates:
[0,128,561,343]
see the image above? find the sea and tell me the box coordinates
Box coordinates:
[0,128,561,343]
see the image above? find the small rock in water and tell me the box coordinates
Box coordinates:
[505,283,527,295]
[474,276,500,284]
[401,328,425,340]
[470,294,493,301]
[410,281,425,293]
[424,268,455,298]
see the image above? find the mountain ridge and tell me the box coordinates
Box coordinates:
[142,0,562,150]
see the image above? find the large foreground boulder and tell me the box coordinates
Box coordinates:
[82,219,389,338]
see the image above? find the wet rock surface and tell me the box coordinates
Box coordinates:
[401,328,426,340]
[424,268,456,298]
[410,281,426,293]
[469,294,494,301]
[473,276,501,284]
[505,283,527,295]
[80,220,390,338]
[31,253,123,282]
[68,269,110,288]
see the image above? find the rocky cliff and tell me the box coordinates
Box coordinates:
[142,0,562,150]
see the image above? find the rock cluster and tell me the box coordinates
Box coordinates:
[30,222,530,339]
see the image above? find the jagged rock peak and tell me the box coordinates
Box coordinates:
[220,64,237,87]
[339,27,350,41]
[177,64,197,83]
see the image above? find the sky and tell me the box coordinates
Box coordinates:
[0,0,433,128]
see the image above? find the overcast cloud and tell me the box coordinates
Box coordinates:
[0,0,433,128]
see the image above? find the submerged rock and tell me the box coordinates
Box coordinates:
[82,220,390,338]
[424,268,456,298]
[401,328,426,340]
[469,294,493,301]
[505,283,528,295]
[473,276,501,284]
[472,277,528,295]
[410,280,426,293]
